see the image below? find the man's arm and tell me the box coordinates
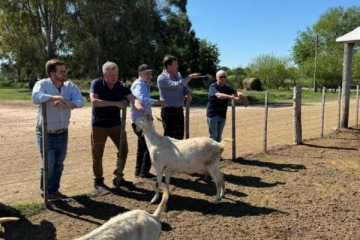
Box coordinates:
[69,83,85,109]
[90,93,126,109]
[126,94,145,113]
[183,73,201,86]
[214,92,237,100]
[157,72,201,90]
[32,81,74,108]
[235,92,249,107]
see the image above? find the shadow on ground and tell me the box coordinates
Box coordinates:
[0,204,56,240]
[234,157,306,172]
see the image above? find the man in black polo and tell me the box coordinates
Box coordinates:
[89,61,144,190]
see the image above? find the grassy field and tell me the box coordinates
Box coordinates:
[0,80,352,106]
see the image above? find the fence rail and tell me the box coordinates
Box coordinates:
[0,87,359,205]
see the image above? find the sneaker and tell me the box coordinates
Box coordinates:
[49,191,68,200]
[112,178,135,189]
[140,172,157,180]
[94,182,108,191]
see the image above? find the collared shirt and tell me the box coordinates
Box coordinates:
[206,82,236,118]
[89,77,131,128]
[32,78,84,131]
[130,77,155,123]
[157,70,191,107]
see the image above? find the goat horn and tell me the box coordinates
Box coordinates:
[0,217,19,224]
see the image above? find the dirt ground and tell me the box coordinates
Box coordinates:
[0,100,359,239]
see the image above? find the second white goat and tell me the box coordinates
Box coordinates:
[75,185,168,240]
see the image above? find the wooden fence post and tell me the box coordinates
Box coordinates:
[231,95,236,160]
[263,91,269,153]
[293,87,302,144]
[115,106,127,190]
[41,103,49,207]
[337,86,341,130]
[320,87,326,138]
[185,101,190,139]
[356,85,359,127]
[340,43,354,128]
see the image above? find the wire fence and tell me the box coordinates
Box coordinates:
[0,87,359,205]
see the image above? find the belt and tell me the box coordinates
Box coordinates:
[48,128,67,134]
[37,128,68,134]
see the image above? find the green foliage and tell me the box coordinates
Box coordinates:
[292,6,360,88]
[196,39,219,76]
[0,0,69,78]
[0,0,220,82]
[72,79,92,91]
[226,67,247,89]
[247,54,294,89]
[0,81,28,89]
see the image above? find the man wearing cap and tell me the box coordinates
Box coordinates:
[89,61,145,191]
[131,64,166,179]
[157,55,201,139]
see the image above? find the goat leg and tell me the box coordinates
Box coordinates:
[151,174,162,204]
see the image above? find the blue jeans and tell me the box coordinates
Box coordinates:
[207,115,226,142]
[36,130,68,194]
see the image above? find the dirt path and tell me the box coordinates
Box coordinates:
[0,99,359,239]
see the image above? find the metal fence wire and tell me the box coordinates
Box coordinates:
[0,87,359,205]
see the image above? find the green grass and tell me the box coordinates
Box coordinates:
[0,86,354,106]
[0,88,90,103]
[11,203,46,216]
[0,88,32,100]
[245,89,343,105]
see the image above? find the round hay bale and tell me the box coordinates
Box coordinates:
[243,78,262,91]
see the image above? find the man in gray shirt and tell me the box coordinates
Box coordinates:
[157,55,200,139]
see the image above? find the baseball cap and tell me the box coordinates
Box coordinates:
[138,64,153,72]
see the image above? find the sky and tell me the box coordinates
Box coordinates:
[187,0,359,68]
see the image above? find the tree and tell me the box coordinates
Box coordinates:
[247,54,293,89]
[197,39,219,76]
[157,0,201,74]
[292,6,360,89]
[0,0,220,82]
[226,67,246,89]
[0,0,69,79]
[65,0,164,79]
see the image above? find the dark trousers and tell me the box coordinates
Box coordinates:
[131,123,151,176]
[161,107,184,140]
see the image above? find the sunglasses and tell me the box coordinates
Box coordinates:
[219,76,227,79]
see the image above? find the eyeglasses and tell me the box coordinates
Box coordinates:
[57,70,67,75]
[219,76,227,79]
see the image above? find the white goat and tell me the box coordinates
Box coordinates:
[134,115,230,204]
[75,185,168,240]
[0,217,19,233]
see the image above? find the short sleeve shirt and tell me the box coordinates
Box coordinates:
[206,83,236,118]
[89,77,131,127]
